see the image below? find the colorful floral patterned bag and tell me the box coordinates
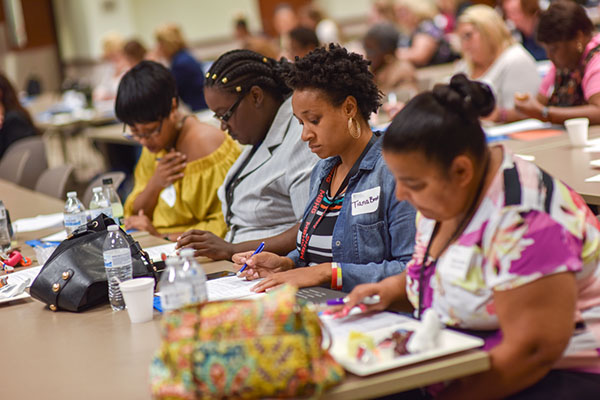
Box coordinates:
[150,285,345,399]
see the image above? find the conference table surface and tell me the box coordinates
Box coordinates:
[0,179,490,399]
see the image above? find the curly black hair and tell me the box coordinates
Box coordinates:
[205,49,292,100]
[285,44,382,120]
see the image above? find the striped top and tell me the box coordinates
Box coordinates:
[296,191,345,266]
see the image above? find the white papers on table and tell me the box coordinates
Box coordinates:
[585,139,600,152]
[41,230,67,242]
[585,174,600,182]
[144,243,177,262]
[206,275,264,301]
[3,266,42,288]
[12,213,64,233]
[484,119,552,137]
[320,311,414,338]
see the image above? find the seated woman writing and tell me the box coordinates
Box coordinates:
[344,74,600,398]
[514,0,600,125]
[236,45,417,293]
[175,50,319,260]
[117,61,240,240]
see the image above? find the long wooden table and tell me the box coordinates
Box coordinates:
[0,179,490,399]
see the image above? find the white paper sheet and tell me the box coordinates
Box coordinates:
[585,174,600,182]
[3,265,42,288]
[484,119,552,137]
[320,311,414,338]
[12,213,64,233]
[206,275,264,301]
[144,243,177,262]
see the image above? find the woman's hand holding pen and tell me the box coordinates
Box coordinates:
[342,276,403,313]
[150,149,187,188]
[233,251,292,280]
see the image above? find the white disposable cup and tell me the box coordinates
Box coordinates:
[565,117,589,147]
[119,278,155,323]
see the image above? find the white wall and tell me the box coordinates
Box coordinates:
[53,0,371,62]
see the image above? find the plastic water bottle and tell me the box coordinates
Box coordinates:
[63,191,87,235]
[103,225,133,311]
[89,187,113,220]
[180,248,208,304]
[159,257,192,311]
[0,200,11,252]
[102,178,124,226]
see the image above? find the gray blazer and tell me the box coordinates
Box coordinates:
[218,97,319,243]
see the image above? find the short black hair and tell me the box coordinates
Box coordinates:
[537,0,593,44]
[364,23,399,54]
[383,73,495,169]
[289,26,320,49]
[285,44,382,120]
[115,60,177,125]
[205,49,292,100]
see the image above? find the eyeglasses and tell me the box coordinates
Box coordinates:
[213,93,245,123]
[122,120,163,141]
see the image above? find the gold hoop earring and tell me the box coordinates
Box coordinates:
[348,117,361,139]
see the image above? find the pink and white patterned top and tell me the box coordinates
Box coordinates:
[406,145,600,373]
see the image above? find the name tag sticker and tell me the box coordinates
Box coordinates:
[438,245,474,281]
[160,184,176,208]
[351,186,381,216]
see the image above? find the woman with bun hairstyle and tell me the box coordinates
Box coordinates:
[235,45,416,293]
[176,50,318,260]
[344,74,600,398]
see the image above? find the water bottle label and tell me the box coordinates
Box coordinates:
[160,287,182,311]
[0,208,5,219]
[103,248,132,268]
[64,213,86,228]
[90,207,113,220]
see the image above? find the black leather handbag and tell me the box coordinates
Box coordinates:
[30,214,158,312]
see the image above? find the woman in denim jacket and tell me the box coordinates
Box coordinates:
[235,45,416,293]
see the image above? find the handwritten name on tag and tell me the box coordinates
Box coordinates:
[160,184,176,208]
[351,186,381,216]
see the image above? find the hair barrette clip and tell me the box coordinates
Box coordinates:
[212,74,217,80]
[235,86,242,92]
[262,57,268,63]
[221,77,228,84]
[205,72,210,78]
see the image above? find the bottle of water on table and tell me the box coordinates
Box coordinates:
[63,191,87,235]
[180,248,207,304]
[102,178,124,226]
[89,187,113,220]
[103,225,133,311]
[0,200,11,252]
[159,256,192,312]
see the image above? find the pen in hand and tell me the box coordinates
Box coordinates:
[237,242,265,276]
[326,295,380,306]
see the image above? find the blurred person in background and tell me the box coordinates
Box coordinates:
[502,0,547,61]
[233,15,279,60]
[123,39,147,68]
[515,0,600,125]
[298,3,341,45]
[155,23,208,111]
[288,26,320,60]
[93,32,127,103]
[456,5,539,123]
[364,23,416,99]
[436,0,472,35]
[273,3,299,57]
[0,73,37,160]
[395,0,459,67]
[368,0,397,26]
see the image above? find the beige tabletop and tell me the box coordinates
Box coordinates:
[1,179,490,399]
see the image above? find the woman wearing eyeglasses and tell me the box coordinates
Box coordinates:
[117,61,240,240]
[175,49,319,261]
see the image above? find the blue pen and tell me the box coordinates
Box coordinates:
[237,242,265,275]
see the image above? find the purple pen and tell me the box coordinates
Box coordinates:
[325,295,380,306]
[326,297,346,306]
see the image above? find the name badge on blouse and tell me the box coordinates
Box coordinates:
[160,184,176,208]
[438,245,474,281]
[351,186,381,216]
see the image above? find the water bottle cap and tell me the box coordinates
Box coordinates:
[67,191,77,197]
[92,187,102,193]
[102,178,113,185]
[107,225,118,231]
[179,248,195,258]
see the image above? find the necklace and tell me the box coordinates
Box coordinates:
[417,150,491,319]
